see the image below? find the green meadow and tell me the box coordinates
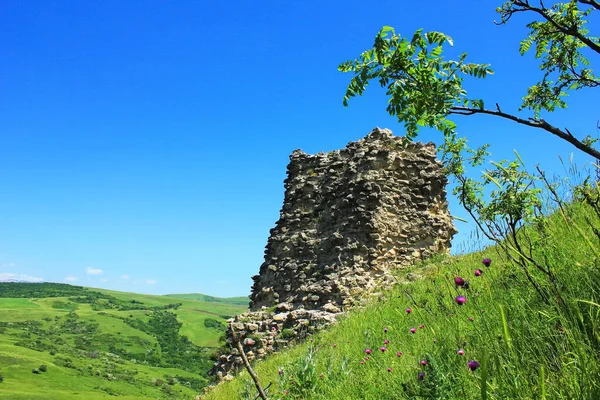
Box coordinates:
[0,284,248,399]
[206,199,600,399]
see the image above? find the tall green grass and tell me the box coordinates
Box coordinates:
[206,198,600,399]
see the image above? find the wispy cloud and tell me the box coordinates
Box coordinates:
[120,274,129,280]
[145,279,157,285]
[64,276,79,282]
[0,273,43,282]
[86,267,103,275]
[0,262,16,269]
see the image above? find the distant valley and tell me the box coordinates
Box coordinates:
[0,282,248,399]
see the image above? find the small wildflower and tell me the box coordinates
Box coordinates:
[397,352,403,357]
[365,357,370,361]
[454,277,465,286]
[482,258,492,267]
[387,367,392,373]
[463,281,471,289]
[384,339,389,345]
[417,372,425,381]
[458,349,465,355]
[285,390,289,395]
[481,309,485,313]
[410,328,416,334]
[420,359,427,366]
[384,327,388,333]
[433,339,437,343]
[365,349,372,355]
[474,269,482,276]
[380,346,387,353]
[333,343,337,347]
[278,369,283,375]
[360,361,365,365]
[469,317,474,322]
[319,373,323,379]
[468,360,480,371]
[455,296,467,305]
[419,324,424,329]
[406,307,412,314]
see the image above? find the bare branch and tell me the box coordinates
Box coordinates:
[448,106,600,159]
[579,0,600,11]
[230,324,268,400]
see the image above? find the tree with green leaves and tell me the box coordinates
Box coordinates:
[339,0,599,159]
[339,0,600,303]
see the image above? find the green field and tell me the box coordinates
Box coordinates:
[0,284,247,399]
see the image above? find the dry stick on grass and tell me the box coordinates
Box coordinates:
[230,324,268,400]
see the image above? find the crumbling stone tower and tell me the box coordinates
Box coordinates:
[211,127,456,380]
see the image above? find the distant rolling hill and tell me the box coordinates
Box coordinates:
[0,282,247,399]
[164,293,249,307]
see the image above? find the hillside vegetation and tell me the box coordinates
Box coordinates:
[206,198,600,399]
[0,284,247,399]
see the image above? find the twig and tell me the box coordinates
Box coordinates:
[254,383,272,400]
[230,324,269,400]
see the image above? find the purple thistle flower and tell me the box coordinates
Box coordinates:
[406,307,412,314]
[417,372,425,381]
[468,360,481,371]
[454,277,465,286]
[420,359,427,366]
[397,352,403,357]
[387,367,392,373]
[482,258,492,267]
[475,269,482,276]
[360,361,365,365]
[384,327,388,333]
[419,324,424,329]
[469,317,474,321]
[455,296,466,305]
[365,348,372,355]
[384,339,389,345]
[458,349,465,355]
[410,327,417,334]
[380,346,387,353]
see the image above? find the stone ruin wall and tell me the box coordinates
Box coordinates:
[211,128,456,381]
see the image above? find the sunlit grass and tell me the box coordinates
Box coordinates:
[206,200,600,399]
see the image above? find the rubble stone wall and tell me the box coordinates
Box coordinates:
[211,128,456,381]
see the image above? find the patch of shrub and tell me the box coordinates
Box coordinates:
[204,318,225,330]
[39,364,47,372]
[31,368,40,374]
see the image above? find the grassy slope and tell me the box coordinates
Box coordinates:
[92,288,247,346]
[165,293,249,307]
[0,287,247,399]
[206,201,600,400]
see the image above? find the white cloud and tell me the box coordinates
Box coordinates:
[145,279,157,285]
[0,273,44,282]
[120,274,129,280]
[64,276,79,282]
[86,267,103,275]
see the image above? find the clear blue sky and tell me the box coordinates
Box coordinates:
[0,1,597,297]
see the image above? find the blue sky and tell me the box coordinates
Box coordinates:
[0,1,597,297]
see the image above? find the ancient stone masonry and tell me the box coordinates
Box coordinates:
[210,127,456,381]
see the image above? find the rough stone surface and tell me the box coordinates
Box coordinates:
[210,127,456,380]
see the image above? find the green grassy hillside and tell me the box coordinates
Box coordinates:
[165,293,249,307]
[0,284,247,399]
[205,200,600,399]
